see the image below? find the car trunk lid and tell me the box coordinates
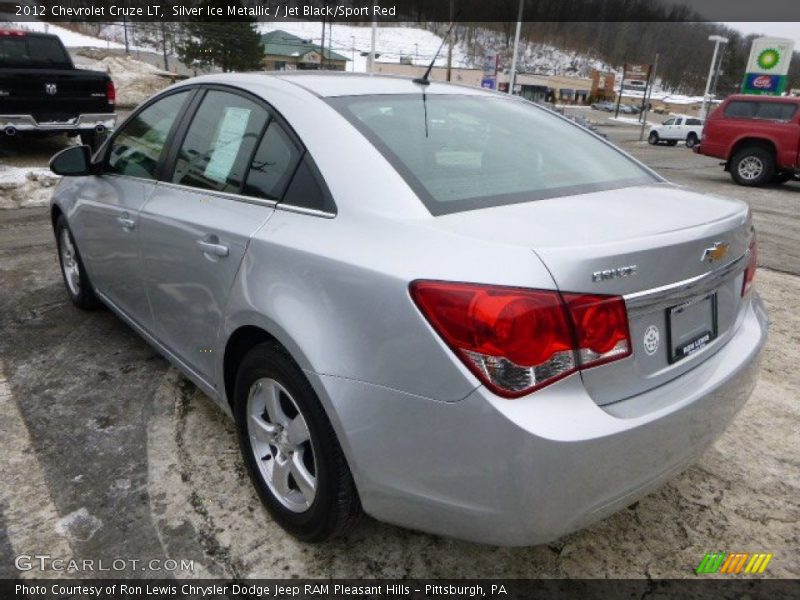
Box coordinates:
[433,183,752,404]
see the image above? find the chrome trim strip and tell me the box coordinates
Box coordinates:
[0,113,116,131]
[624,253,747,313]
[275,203,336,219]
[154,180,279,209]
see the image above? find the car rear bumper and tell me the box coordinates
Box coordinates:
[0,113,116,134]
[309,292,768,546]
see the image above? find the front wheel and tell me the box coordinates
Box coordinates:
[55,215,100,310]
[648,131,659,145]
[685,133,699,149]
[730,146,775,187]
[234,342,361,542]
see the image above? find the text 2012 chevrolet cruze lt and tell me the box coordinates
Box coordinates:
[48,73,768,545]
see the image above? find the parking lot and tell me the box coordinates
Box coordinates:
[0,112,798,579]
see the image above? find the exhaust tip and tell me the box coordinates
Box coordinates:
[4,126,16,136]
[94,124,106,134]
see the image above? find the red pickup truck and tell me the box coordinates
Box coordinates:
[696,94,800,187]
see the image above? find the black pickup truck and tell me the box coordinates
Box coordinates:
[0,29,115,149]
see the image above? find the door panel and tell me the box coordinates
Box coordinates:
[137,89,279,381]
[138,187,273,380]
[70,90,192,329]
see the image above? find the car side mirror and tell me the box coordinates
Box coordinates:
[49,145,95,176]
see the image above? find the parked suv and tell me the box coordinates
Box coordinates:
[648,115,704,148]
[696,94,800,186]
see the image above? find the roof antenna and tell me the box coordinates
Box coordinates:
[413,16,460,86]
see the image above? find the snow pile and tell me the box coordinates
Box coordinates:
[3,21,127,49]
[0,167,60,210]
[258,22,470,72]
[73,50,176,107]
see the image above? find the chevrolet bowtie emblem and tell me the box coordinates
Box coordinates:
[702,242,729,263]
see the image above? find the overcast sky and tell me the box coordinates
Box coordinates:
[723,22,800,46]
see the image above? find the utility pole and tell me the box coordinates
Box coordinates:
[639,53,659,141]
[160,22,168,71]
[351,36,356,72]
[508,0,523,94]
[368,18,377,73]
[122,14,129,54]
[328,21,333,70]
[614,63,627,118]
[320,17,326,70]
[446,0,454,81]
[414,43,418,65]
[701,35,729,119]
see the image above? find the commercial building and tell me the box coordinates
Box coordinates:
[261,30,349,71]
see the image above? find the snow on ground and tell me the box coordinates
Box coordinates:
[258,22,470,72]
[0,166,59,209]
[3,22,128,49]
[72,50,176,107]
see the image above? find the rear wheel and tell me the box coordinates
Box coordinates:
[685,133,699,149]
[55,215,100,310]
[233,342,361,542]
[648,131,659,145]
[730,146,775,187]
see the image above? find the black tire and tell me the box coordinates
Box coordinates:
[648,131,659,145]
[686,133,699,149]
[233,342,361,542]
[55,215,101,310]
[730,146,775,187]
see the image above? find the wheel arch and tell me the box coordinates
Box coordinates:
[50,203,64,233]
[727,137,777,166]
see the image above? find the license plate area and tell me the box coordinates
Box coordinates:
[667,292,718,364]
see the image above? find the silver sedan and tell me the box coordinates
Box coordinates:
[48,73,768,545]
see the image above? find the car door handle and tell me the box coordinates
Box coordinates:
[197,240,229,257]
[116,216,135,229]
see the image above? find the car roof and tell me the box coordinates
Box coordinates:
[183,71,499,99]
[725,94,800,103]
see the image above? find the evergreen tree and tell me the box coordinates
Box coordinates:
[178,0,264,73]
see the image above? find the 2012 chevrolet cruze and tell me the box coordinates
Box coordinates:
[49,73,768,545]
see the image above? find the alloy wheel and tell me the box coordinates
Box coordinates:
[246,378,317,513]
[738,156,764,181]
[59,228,81,297]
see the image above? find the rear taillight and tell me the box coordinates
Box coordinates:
[742,235,757,296]
[410,281,631,398]
[106,81,116,105]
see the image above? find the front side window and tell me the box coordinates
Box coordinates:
[107,91,190,180]
[329,94,655,215]
[662,118,676,126]
[171,90,269,193]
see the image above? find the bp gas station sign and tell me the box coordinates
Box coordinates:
[741,37,795,95]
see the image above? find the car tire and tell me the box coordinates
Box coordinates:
[730,146,775,187]
[55,215,101,310]
[233,342,361,542]
[685,133,699,149]
[648,131,659,145]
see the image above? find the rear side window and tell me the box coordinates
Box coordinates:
[171,90,269,194]
[242,120,301,200]
[107,91,190,180]
[724,101,757,118]
[0,35,71,68]
[281,155,336,214]
[756,102,797,121]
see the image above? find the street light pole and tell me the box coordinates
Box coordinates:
[368,18,377,73]
[702,35,729,119]
[351,36,356,72]
[508,0,524,94]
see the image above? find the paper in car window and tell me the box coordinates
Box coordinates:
[204,107,251,183]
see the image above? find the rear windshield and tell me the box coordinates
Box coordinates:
[328,94,656,215]
[0,35,71,68]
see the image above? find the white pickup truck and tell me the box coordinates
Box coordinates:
[647,115,704,148]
